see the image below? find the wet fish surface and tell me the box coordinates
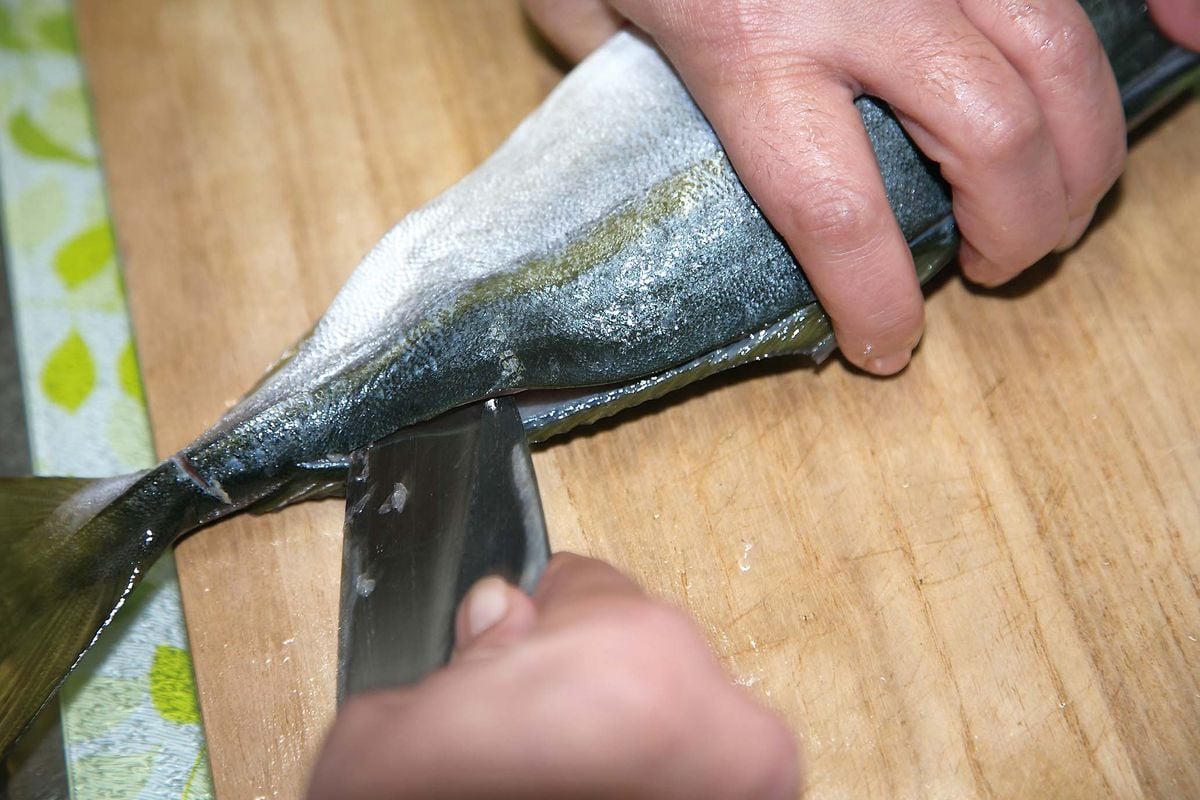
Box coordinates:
[1,1,1196,754]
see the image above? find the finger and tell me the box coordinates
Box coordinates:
[864,6,1071,286]
[1146,0,1200,51]
[696,82,925,372]
[452,576,538,657]
[958,0,1125,250]
[523,0,624,62]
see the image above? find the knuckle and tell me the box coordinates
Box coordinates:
[676,0,771,48]
[787,183,882,257]
[1029,16,1107,88]
[704,0,757,26]
[962,97,1045,169]
[710,0,775,35]
[679,0,812,87]
[903,27,996,100]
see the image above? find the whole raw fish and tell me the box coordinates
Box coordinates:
[0,2,1195,754]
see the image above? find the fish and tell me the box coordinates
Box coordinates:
[1,2,1195,754]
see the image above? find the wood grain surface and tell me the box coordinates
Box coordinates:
[75,2,1200,798]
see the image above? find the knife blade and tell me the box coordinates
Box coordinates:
[337,395,550,701]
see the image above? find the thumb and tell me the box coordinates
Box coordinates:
[452,576,538,659]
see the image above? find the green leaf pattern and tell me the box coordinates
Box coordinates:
[10,107,90,164]
[0,5,26,51]
[150,646,202,726]
[117,339,144,402]
[35,9,71,52]
[1,0,211,796]
[54,221,114,288]
[41,328,95,412]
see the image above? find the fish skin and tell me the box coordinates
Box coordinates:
[1,6,1197,755]
[180,35,951,506]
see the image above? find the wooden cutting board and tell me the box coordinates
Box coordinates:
[76,2,1200,798]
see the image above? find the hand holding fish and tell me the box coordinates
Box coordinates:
[527,0,1198,374]
[307,554,798,800]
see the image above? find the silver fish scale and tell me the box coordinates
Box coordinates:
[187,33,946,479]
[234,34,728,417]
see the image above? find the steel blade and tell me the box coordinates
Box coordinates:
[337,396,549,701]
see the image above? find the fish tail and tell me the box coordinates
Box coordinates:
[0,472,167,756]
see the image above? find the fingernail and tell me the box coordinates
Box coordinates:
[464,577,510,641]
[866,348,912,375]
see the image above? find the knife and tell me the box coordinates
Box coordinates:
[337,395,550,700]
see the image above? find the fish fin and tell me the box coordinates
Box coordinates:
[244,459,348,515]
[246,479,344,514]
[0,475,143,757]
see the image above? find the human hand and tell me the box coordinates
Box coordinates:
[524,0,1197,375]
[307,553,798,799]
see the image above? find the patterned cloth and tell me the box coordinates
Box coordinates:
[0,0,212,796]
